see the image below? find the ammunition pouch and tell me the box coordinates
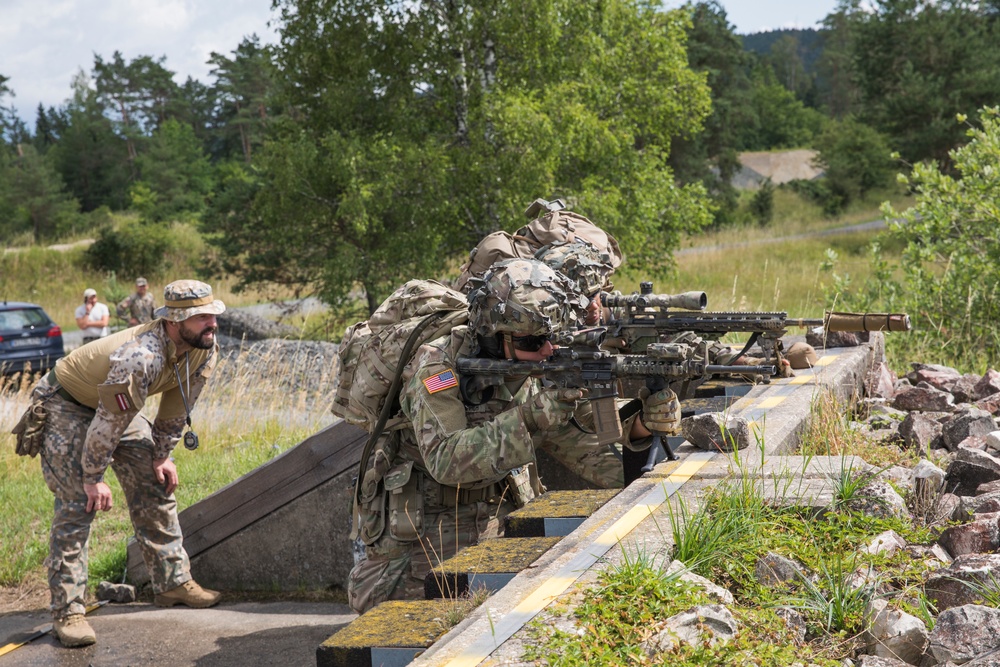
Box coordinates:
[11,401,48,458]
[354,446,394,545]
[505,466,536,508]
[385,461,424,542]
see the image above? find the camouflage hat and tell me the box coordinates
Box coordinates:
[466,258,589,338]
[535,240,615,297]
[135,277,148,287]
[154,280,226,322]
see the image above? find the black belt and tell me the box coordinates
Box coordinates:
[45,370,89,409]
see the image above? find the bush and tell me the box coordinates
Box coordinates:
[813,117,895,210]
[85,221,176,277]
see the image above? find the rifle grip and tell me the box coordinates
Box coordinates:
[592,396,623,446]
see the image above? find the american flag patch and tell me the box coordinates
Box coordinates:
[423,370,458,394]
[115,393,132,411]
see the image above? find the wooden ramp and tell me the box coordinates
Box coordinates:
[127,420,368,592]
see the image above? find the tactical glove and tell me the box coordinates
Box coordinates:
[520,388,584,433]
[638,387,682,435]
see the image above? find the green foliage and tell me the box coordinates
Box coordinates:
[132,119,213,222]
[846,0,1000,165]
[0,144,83,242]
[828,107,1000,372]
[813,117,895,212]
[85,220,177,278]
[739,63,826,151]
[218,0,714,311]
[748,178,775,226]
[779,550,878,634]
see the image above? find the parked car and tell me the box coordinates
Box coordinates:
[0,301,65,376]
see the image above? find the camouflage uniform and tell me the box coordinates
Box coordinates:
[117,289,157,325]
[348,260,597,613]
[33,281,223,621]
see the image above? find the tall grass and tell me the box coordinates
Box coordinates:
[0,343,334,591]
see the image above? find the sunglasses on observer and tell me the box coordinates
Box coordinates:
[511,334,550,352]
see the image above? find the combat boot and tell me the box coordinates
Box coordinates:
[52,614,96,647]
[154,580,222,608]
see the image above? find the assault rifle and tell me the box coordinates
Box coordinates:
[602,282,911,370]
[456,327,774,462]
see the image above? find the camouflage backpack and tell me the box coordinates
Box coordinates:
[332,279,469,433]
[453,198,624,292]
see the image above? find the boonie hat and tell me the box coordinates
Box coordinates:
[135,277,148,287]
[83,288,97,298]
[154,280,226,322]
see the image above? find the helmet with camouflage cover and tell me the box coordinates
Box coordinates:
[535,240,615,297]
[467,258,589,339]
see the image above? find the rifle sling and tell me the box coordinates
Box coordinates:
[729,331,761,365]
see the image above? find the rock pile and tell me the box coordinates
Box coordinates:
[668,359,1000,666]
[213,309,339,399]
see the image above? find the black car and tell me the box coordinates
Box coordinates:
[0,301,65,376]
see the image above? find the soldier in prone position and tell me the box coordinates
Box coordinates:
[19,280,226,648]
[348,259,677,613]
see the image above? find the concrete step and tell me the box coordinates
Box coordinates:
[316,599,467,667]
[424,536,562,599]
[503,488,620,538]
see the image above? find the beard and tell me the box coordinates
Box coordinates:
[178,321,216,349]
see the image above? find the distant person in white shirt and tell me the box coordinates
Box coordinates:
[75,288,110,343]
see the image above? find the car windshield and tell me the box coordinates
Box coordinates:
[0,308,49,331]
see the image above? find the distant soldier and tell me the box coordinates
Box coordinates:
[117,277,156,326]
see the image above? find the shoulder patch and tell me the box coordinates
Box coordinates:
[422,369,458,394]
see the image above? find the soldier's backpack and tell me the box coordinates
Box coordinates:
[453,198,624,292]
[332,279,469,434]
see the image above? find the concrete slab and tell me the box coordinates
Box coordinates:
[0,601,353,667]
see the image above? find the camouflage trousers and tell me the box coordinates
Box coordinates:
[35,378,190,619]
[347,498,514,614]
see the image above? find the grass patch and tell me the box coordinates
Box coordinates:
[0,346,332,592]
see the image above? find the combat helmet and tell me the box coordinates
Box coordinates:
[535,240,615,297]
[467,258,589,352]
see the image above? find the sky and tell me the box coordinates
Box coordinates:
[1,0,839,129]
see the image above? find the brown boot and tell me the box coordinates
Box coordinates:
[52,614,96,647]
[154,580,222,608]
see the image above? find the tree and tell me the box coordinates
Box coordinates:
[669,1,755,226]
[766,34,811,101]
[93,52,182,164]
[844,0,1000,165]
[739,63,825,150]
[0,144,82,242]
[208,0,714,309]
[207,36,277,164]
[836,108,1000,370]
[132,119,214,222]
[48,71,132,211]
[812,116,894,208]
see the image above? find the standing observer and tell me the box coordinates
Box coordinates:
[13,280,226,648]
[116,277,157,326]
[75,288,110,343]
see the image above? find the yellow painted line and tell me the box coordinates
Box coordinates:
[816,354,838,367]
[757,395,787,409]
[442,452,716,667]
[788,373,815,385]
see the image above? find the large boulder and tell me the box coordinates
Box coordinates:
[927,605,1000,665]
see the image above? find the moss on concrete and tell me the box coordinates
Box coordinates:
[320,599,458,649]
[507,489,619,519]
[429,536,561,574]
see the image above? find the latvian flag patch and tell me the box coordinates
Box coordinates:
[115,393,132,411]
[423,369,458,394]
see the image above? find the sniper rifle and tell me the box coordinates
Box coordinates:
[456,327,775,462]
[602,282,911,370]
